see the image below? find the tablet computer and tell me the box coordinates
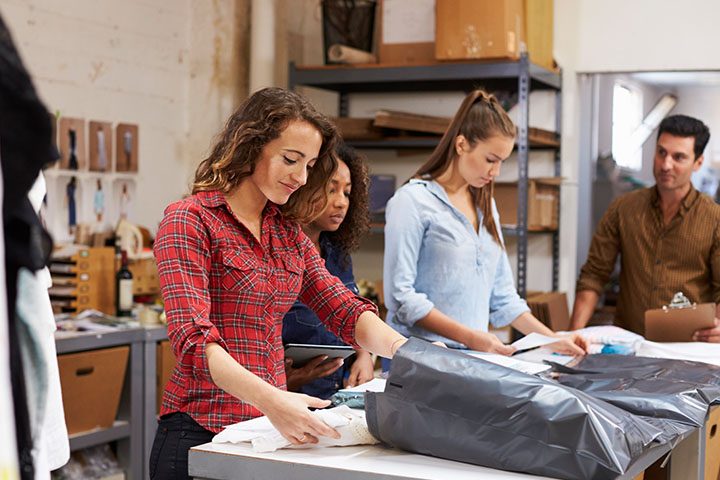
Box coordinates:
[284,343,355,368]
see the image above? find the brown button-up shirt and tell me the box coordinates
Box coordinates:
[577,186,720,335]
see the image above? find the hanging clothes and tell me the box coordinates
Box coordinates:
[16,174,70,477]
[96,129,107,171]
[0,12,59,480]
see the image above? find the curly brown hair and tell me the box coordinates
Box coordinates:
[192,87,339,223]
[325,143,370,258]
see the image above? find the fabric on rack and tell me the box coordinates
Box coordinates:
[16,174,69,477]
[212,405,379,453]
[365,338,685,480]
[0,12,59,480]
[96,129,107,171]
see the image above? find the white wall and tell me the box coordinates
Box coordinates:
[0,0,249,238]
[555,0,720,301]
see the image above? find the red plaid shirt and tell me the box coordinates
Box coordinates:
[154,190,378,432]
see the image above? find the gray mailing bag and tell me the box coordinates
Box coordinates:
[551,354,720,428]
[365,339,668,480]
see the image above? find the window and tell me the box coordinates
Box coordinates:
[612,83,643,170]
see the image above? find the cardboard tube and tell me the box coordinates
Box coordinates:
[328,44,377,64]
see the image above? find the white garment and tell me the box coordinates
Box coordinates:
[636,341,720,366]
[18,173,70,477]
[96,130,107,171]
[212,406,379,453]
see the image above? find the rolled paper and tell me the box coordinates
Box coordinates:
[328,44,377,65]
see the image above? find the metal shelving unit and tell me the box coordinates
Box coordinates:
[289,54,562,296]
[56,327,146,479]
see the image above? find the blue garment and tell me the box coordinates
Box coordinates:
[282,233,358,399]
[383,179,529,349]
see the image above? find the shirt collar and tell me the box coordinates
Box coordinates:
[651,185,699,214]
[195,190,281,217]
[410,178,453,207]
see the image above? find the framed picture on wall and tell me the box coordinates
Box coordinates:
[58,117,86,170]
[89,120,113,172]
[115,123,138,173]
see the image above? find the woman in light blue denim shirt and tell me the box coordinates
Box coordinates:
[384,90,586,356]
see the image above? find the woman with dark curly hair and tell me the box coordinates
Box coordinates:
[282,143,374,399]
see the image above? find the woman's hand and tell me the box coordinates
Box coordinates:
[261,389,341,445]
[547,332,587,356]
[284,355,343,392]
[466,330,516,356]
[345,350,374,388]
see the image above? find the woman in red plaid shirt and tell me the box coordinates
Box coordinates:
[149,88,407,480]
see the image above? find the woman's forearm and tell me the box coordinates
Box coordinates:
[510,311,557,336]
[354,311,407,358]
[206,342,278,407]
[415,308,474,345]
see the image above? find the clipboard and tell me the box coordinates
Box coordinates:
[644,292,716,342]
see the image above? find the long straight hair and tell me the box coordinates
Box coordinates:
[414,90,516,245]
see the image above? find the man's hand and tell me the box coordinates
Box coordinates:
[345,350,374,388]
[693,318,720,343]
[284,355,343,392]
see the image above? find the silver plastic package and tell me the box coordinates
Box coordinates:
[551,354,720,428]
[365,339,673,480]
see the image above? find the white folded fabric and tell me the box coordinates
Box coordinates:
[212,405,379,453]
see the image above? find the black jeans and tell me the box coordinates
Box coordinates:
[149,412,215,480]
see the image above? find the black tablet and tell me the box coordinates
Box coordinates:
[284,343,355,368]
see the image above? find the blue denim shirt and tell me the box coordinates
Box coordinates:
[282,233,358,399]
[383,179,529,349]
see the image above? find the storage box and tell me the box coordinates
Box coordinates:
[58,346,129,435]
[494,177,561,230]
[524,0,555,71]
[128,256,160,296]
[435,0,525,61]
[157,340,176,411]
[378,0,436,64]
[526,291,570,332]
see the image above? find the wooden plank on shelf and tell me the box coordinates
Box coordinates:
[374,110,451,135]
[528,127,559,147]
[331,117,388,141]
[370,110,559,148]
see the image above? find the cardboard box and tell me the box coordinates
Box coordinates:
[435,0,525,61]
[58,346,129,435]
[378,0,436,65]
[526,291,570,332]
[705,406,720,480]
[494,177,561,230]
[128,257,160,296]
[524,0,555,71]
[157,340,176,411]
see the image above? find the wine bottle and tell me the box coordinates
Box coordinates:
[116,249,134,316]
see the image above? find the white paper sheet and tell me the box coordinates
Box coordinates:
[510,332,561,352]
[340,378,387,393]
[464,351,552,375]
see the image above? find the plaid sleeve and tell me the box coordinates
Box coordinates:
[296,234,378,346]
[154,201,227,384]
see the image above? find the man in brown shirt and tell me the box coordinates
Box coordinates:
[571,115,720,342]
